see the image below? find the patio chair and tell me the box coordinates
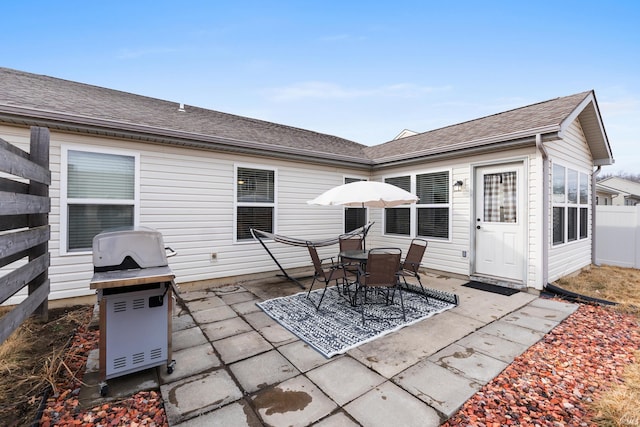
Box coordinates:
[338,233,364,281]
[354,247,404,324]
[306,242,347,310]
[398,238,428,294]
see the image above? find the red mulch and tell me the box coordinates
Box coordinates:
[442,303,640,426]
[36,301,638,426]
[39,320,168,427]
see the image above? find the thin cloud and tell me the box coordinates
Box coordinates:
[116,47,180,60]
[265,81,450,101]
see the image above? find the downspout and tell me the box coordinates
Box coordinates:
[536,134,549,288]
[592,165,602,266]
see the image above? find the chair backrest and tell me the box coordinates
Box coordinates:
[365,248,401,287]
[307,243,326,279]
[404,238,428,272]
[339,234,363,251]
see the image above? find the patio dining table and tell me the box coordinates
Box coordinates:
[339,249,369,264]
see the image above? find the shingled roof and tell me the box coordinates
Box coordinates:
[0,67,368,165]
[364,91,612,166]
[0,67,613,168]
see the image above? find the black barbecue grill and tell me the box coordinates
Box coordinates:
[89,226,177,396]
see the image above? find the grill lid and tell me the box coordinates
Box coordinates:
[93,226,169,270]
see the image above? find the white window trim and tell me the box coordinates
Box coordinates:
[551,161,590,247]
[60,144,140,256]
[233,163,278,244]
[382,169,452,241]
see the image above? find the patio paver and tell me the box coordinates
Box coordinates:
[229,349,299,393]
[143,274,581,425]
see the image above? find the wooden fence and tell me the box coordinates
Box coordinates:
[0,127,51,344]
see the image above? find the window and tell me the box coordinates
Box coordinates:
[384,176,411,236]
[62,147,138,253]
[383,171,451,239]
[344,177,367,232]
[552,164,589,246]
[416,171,450,239]
[236,166,275,241]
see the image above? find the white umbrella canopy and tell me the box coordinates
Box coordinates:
[307,180,419,208]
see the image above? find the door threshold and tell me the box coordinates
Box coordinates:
[470,275,527,290]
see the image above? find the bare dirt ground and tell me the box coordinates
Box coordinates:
[0,305,93,426]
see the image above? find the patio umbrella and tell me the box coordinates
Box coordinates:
[307,180,419,208]
[307,181,419,249]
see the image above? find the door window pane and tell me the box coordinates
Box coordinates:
[483,172,517,223]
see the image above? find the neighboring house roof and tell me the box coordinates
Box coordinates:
[0,67,614,169]
[597,177,640,199]
[595,183,619,196]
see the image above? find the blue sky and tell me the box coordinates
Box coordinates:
[3,1,639,173]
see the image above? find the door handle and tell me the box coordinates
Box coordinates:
[476,225,481,230]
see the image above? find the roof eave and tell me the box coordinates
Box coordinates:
[0,105,372,170]
[370,125,560,168]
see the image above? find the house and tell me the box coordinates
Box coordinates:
[596,177,640,206]
[595,183,619,205]
[0,67,614,305]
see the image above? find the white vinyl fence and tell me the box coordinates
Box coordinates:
[595,206,640,268]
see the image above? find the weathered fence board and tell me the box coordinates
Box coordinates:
[0,139,50,185]
[0,191,50,215]
[0,127,51,344]
[0,253,49,303]
[0,226,50,261]
[0,279,49,344]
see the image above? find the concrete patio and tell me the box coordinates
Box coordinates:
[82,272,578,426]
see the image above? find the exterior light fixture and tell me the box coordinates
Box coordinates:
[453,180,464,192]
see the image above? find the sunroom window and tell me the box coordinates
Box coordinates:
[236,166,275,241]
[552,163,589,246]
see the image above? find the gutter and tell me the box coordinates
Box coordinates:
[536,134,549,287]
[0,106,372,170]
[592,165,602,266]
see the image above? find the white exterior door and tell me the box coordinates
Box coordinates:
[474,163,525,282]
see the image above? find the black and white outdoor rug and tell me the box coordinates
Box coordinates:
[256,286,458,358]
